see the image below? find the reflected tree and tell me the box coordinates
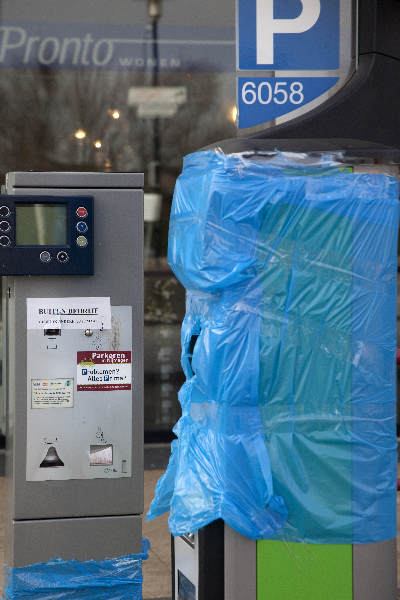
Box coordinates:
[0,63,235,180]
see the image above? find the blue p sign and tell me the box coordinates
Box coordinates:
[238,0,339,71]
[237,0,342,129]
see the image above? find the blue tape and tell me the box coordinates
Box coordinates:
[2,539,150,600]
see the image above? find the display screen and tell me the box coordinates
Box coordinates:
[16,204,67,246]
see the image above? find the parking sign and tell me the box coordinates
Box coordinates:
[237,0,355,131]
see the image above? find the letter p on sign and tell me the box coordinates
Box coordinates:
[257,0,321,64]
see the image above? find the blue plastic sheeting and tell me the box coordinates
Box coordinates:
[147,150,399,544]
[2,539,150,600]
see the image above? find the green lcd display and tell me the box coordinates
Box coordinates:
[16,204,67,246]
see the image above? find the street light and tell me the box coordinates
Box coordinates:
[74,129,86,140]
[229,106,238,123]
[148,0,161,18]
[146,0,161,192]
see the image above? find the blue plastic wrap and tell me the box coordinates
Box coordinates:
[2,539,150,600]
[147,150,399,543]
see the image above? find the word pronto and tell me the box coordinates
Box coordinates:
[0,25,183,69]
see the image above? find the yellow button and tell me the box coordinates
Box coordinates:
[76,235,88,248]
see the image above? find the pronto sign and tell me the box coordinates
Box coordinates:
[236,0,356,133]
[0,22,234,72]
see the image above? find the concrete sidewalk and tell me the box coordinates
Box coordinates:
[143,468,171,600]
[143,444,172,599]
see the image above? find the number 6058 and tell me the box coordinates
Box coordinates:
[241,81,304,105]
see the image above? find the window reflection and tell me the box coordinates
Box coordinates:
[0,0,236,440]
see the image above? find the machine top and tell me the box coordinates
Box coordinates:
[6,171,144,189]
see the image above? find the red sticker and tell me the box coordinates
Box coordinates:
[77,351,132,391]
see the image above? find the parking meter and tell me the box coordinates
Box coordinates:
[2,171,143,568]
[169,145,399,600]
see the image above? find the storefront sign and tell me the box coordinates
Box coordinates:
[0,23,235,72]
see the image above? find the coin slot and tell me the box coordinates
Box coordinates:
[44,329,61,337]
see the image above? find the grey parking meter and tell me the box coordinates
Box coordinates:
[2,172,143,570]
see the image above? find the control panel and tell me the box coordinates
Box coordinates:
[0,195,93,275]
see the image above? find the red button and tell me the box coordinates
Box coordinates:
[76,206,88,218]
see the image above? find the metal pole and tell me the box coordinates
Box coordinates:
[148,0,161,192]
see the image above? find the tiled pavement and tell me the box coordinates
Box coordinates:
[143,468,171,600]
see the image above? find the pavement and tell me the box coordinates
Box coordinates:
[143,444,172,600]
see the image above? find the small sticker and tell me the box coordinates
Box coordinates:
[32,379,74,409]
[77,351,132,391]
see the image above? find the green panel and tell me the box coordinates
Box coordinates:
[257,540,353,600]
[258,200,353,543]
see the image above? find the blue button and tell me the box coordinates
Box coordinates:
[76,221,88,233]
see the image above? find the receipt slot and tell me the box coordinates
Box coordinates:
[2,172,143,568]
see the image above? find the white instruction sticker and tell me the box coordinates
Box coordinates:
[27,297,111,330]
[31,379,74,409]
